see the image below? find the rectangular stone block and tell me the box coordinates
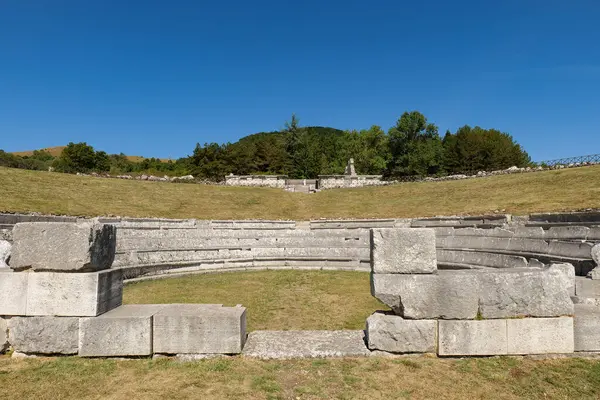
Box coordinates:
[575,277,600,298]
[371,228,436,274]
[366,312,436,353]
[11,221,116,272]
[79,304,166,357]
[0,270,28,315]
[153,304,246,354]
[507,317,574,355]
[439,320,508,356]
[371,273,439,318]
[0,317,8,353]
[27,269,123,316]
[574,305,600,352]
[8,316,79,354]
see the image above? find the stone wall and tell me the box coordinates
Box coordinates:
[224,175,287,188]
[317,175,387,189]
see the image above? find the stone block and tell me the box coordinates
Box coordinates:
[8,316,79,354]
[575,277,600,298]
[592,244,600,266]
[438,320,508,356]
[0,270,28,315]
[79,304,166,357]
[371,273,438,318]
[574,304,600,352]
[436,272,480,319]
[0,317,8,353]
[366,312,436,353]
[11,221,116,272]
[0,240,10,268]
[507,317,574,355]
[478,268,574,318]
[26,269,123,316]
[371,228,436,274]
[242,330,370,359]
[153,304,246,354]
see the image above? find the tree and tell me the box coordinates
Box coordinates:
[53,142,98,173]
[387,111,443,176]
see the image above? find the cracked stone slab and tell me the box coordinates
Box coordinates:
[242,330,370,359]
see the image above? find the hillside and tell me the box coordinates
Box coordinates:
[11,146,171,163]
[0,165,599,219]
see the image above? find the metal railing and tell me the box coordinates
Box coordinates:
[536,154,600,167]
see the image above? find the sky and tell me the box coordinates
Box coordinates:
[1,0,599,162]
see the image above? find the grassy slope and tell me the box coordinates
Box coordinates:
[2,356,600,399]
[124,271,384,331]
[1,165,599,219]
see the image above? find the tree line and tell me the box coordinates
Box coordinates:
[0,111,531,180]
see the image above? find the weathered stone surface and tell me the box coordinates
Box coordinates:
[574,304,600,352]
[575,277,600,298]
[437,249,528,269]
[478,268,574,318]
[371,273,439,318]
[371,228,436,274]
[8,317,79,354]
[507,317,574,355]
[153,304,246,354]
[0,270,28,315]
[590,245,600,280]
[366,312,436,353]
[439,320,508,356]
[26,269,123,316]
[373,268,572,320]
[79,304,166,357]
[0,317,8,353]
[11,222,116,272]
[0,240,10,268]
[242,330,370,359]
[547,263,575,296]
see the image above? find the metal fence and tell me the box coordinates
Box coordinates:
[536,154,600,167]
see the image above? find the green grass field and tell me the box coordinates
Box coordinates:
[0,165,599,219]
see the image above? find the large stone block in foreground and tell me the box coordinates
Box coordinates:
[8,316,79,355]
[153,304,246,354]
[366,312,436,353]
[0,270,28,315]
[79,304,166,357]
[242,330,370,359]
[439,320,508,356]
[27,269,123,316]
[11,222,116,272]
[371,228,436,274]
[372,268,573,320]
[573,305,600,352]
[507,317,574,355]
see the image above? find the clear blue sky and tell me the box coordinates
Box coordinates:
[1,0,599,161]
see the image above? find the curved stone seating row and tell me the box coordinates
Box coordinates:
[435,227,599,275]
[410,214,509,229]
[527,212,600,227]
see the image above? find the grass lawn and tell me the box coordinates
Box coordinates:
[1,165,599,219]
[1,355,600,399]
[124,270,384,331]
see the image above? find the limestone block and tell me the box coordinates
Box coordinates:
[26,269,123,317]
[8,316,79,354]
[0,240,10,268]
[477,268,574,319]
[575,277,600,298]
[370,228,436,274]
[371,273,438,318]
[574,304,600,352]
[79,304,166,357]
[438,320,508,356]
[0,317,8,353]
[547,263,575,296]
[242,330,370,359]
[11,221,116,272]
[0,270,28,315]
[366,312,436,353]
[436,272,480,319]
[507,317,574,355]
[592,244,600,266]
[153,304,246,354]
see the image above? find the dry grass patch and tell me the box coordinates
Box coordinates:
[124,270,384,331]
[1,165,599,219]
[1,356,600,399]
